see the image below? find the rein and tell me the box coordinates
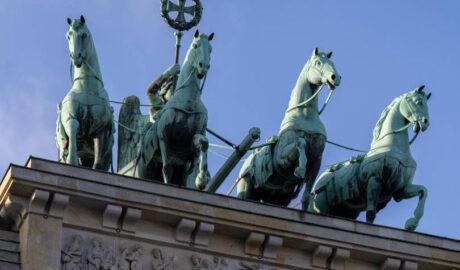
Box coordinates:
[319,88,334,115]
[286,85,328,113]
[171,65,208,94]
[374,96,420,145]
[286,83,334,115]
[286,59,336,114]
[69,59,104,87]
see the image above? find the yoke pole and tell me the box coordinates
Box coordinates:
[205,127,261,193]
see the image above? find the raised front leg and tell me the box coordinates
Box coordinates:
[193,134,209,190]
[366,176,382,223]
[64,119,79,166]
[393,184,428,231]
[294,137,307,179]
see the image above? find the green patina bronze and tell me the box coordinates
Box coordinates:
[116,64,180,172]
[56,16,114,171]
[237,48,341,208]
[308,86,431,231]
[118,30,214,190]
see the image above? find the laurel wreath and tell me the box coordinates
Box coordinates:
[160,0,202,31]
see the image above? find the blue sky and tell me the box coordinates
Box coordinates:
[1,1,459,239]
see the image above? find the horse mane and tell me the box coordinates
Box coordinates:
[372,94,405,141]
[183,37,200,66]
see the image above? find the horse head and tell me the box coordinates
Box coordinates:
[400,85,431,132]
[187,30,214,79]
[305,48,341,90]
[66,15,92,68]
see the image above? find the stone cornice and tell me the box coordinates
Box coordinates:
[1,156,459,269]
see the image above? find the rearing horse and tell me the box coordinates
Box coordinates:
[237,48,341,208]
[309,86,431,231]
[135,30,213,190]
[56,16,114,170]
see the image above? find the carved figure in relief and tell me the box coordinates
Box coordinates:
[116,245,144,270]
[237,48,341,209]
[87,238,106,270]
[212,256,228,270]
[116,248,130,270]
[61,234,83,270]
[190,255,227,270]
[101,248,115,270]
[190,255,203,270]
[152,248,175,270]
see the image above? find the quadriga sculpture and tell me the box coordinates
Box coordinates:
[56,16,114,170]
[237,48,341,208]
[120,30,213,190]
[309,86,431,231]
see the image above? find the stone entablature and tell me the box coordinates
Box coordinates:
[0,157,459,269]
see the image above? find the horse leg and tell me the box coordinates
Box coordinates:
[294,138,307,179]
[308,192,329,214]
[158,136,173,184]
[64,119,79,166]
[393,184,428,231]
[301,155,323,210]
[366,176,382,223]
[193,134,209,190]
[237,176,255,201]
[92,133,106,170]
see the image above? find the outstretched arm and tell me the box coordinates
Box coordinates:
[146,64,180,96]
[146,64,180,117]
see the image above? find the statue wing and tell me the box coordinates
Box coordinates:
[117,95,150,171]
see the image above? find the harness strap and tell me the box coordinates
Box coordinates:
[319,88,334,115]
[69,59,104,87]
[374,97,421,145]
[286,85,325,113]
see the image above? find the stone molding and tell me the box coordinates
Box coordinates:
[0,157,458,270]
[122,207,142,232]
[49,193,70,218]
[312,245,333,268]
[194,221,215,246]
[381,258,401,270]
[102,204,123,230]
[245,232,265,257]
[0,194,27,231]
[330,248,351,270]
[28,189,49,215]
[175,218,196,243]
[262,235,283,259]
[0,188,69,231]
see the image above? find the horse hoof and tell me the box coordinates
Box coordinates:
[196,176,206,190]
[366,210,376,223]
[404,218,418,231]
[294,167,306,179]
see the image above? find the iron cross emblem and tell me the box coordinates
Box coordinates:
[160,0,202,31]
